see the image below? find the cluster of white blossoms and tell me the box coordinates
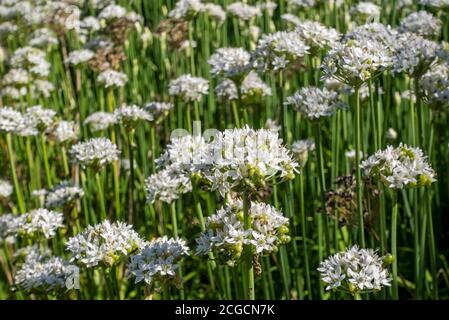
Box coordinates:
[10,46,50,78]
[196,200,290,266]
[168,74,209,102]
[0,107,23,133]
[24,105,57,132]
[0,179,13,198]
[291,138,315,166]
[144,101,174,122]
[12,209,64,240]
[114,104,153,130]
[168,0,204,20]
[208,47,251,79]
[0,213,19,244]
[349,1,381,23]
[392,33,441,77]
[66,220,146,268]
[203,3,226,24]
[44,181,84,209]
[29,28,58,48]
[65,49,95,66]
[144,167,193,204]
[252,31,310,71]
[69,137,120,169]
[318,246,392,293]
[97,69,128,88]
[344,23,398,48]
[49,120,78,143]
[14,253,77,293]
[215,71,272,102]
[420,0,449,9]
[288,0,317,8]
[206,126,298,195]
[399,11,441,38]
[419,63,449,105]
[361,144,436,189]
[83,111,117,131]
[127,237,189,286]
[294,20,340,53]
[285,87,344,120]
[226,2,261,21]
[322,38,392,88]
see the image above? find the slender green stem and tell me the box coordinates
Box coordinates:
[6,133,25,213]
[391,191,399,300]
[354,87,365,247]
[127,130,135,224]
[95,171,107,221]
[40,134,52,188]
[243,193,255,300]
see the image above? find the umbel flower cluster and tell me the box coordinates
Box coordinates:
[196,200,290,266]
[69,137,120,169]
[361,144,436,189]
[66,220,146,268]
[5,209,64,240]
[127,237,189,287]
[44,181,84,209]
[317,246,392,294]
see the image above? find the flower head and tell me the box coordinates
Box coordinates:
[97,69,128,88]
[399,11,441,38]
[69,137,120,169]
[14,208,64,239]
[114,104,153,130]
[168,74,209,102]
[44,181,84,209]
[84,111,117,131]
[208,47,251,80]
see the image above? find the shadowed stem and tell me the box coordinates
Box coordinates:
[243,193,255,300]
[354,87,365,247]
[6,133,25,213]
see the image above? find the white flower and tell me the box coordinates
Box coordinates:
[144,166,192,204]
[168,0,204,19]
[15,208,64,239]
[227,2,261,21]
[10,46,50,77]
[241,71,272,99]
[420,0,449,9]
[2,68,30,86]
[419,63,449,105]
[29,28,58,47]
[252,31,309,71]
[97,69,128,88]
[208,47,251,79]
[295,20,340,52]
[98,4,127,20]
[66,220,146,268]
[399,11,441,38]
[44,181,84,209]
[345,149,364,160]
[24,105,57,131]
[114,104,153,129]
[285,87,344,120]
[168,74,209,102]
[0,107,23,133]
[361,143,436,189]
[84,111,117,131]
[81,16,100,31]
[143,101,174,120]
[49,120,78,143]
[318,245,392,292]
[292,138,315,166]
[288,0,316,8]
[349,2,381,22]
[0,179,13,198]
[196,200,289,266]
[66,49,94,66]
[0,213,19,244]
[385,128,398,140]
[127,236,189,286]
[69,137,120,169]
[203,3,226,24]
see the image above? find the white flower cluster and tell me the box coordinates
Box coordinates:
[361,143,436,189]
[392,33,440,77]
[207,126,298,195]
[114,104,153,129]
[215,71,272,102]
[49,120,78,143]
[399,11,441,38]
[344,23,397,48]
[97,69,128,88]
[288,0,317,8]
[168,74,209,102]
[0,179,13,198]
[14,253,78,293]
[203,3,226,24]
[285,87,344,120]
[196,200,290,266]
[168,0,204,20]
[84,111,117,131]
[208,47,251,79]
[29,28,58,48]
[144,101,174,122]
[295,20,340,52]
[292,138,315,166]
[69,137,120,169]
[10,46,50,78]
[227,2,261,21]
[420,63,449,105]
[318,245,392,293]
[24,105,57,132]
[322,38,392,87]
[127,236,189,286]
[66,220,146,268]
[420,0,449,8]
[144,167,193,204]
[0,213,19,244]
[349,2,381,22]
[44,181,84,209]
[13,208,64,239]
[66,49,95,66]
[252,31,310,71]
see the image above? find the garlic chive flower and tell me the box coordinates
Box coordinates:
[343,23,398,48]
[420,0,449,9]
[203,3,226,24]
[10,46,50,78]
[349,2,381,24]
[208,47,251,80]
[48,120,78,144]
[292,138,315,166]
[0,107,23,133]
[288,0,317,8]
[83,111,117,131]
[144,166,192,204]
[168,74,209,102]
[361,144,436,189]
[15,209,64,240]
[127,237,189,287]
[399,11,442,38]
[143,101,174,123]
[66,49,95,66]
[44,181,84,210]
[207,126,298,195]
[24,105,57,132]
[97,69,128,88]
[196,200,290,266]
[322,38,392,88]
[14,254,78,293]
[294,20,340,54]
[227,2,261,21]
[285,87,345,120]
[252,31,310,72]
[0,214,19,244]
[318,245,392,293]
[66,220,146,268]
[114,104,153,130]
[419,63,449,106]
[0,179,13,198]
[69,137,120,169]
[168,0,204,20]
[215,71,272,103]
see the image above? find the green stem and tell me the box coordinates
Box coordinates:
[243,193,255,300]
[40,134,52,188]
[95,172,107,221]
[354,87,365,247]
[391,191,399,300]
[6,133,25,213]
[127,130,135,224]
